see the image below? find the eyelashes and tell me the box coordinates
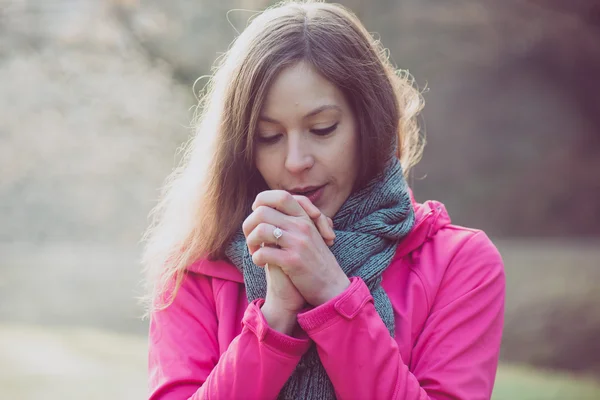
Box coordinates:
[311,122,338,136]
[256,134,282,144]
[257,123,339,144]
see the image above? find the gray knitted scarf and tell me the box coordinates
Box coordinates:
[225,156,415,400]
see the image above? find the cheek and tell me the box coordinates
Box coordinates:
[336,131,359,180]
[327,138,358,185]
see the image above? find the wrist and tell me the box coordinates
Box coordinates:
[317,275,351,306]
[260,301,298,336]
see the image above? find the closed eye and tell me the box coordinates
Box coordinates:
[311,123,338,136]
[256,133,282,144]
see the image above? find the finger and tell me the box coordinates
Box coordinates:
[326,218,334,245]
[242,205,287,239]
[292,195,321,220]
[312,212,335,242]
[246,222,286,254]
[317,213,335,241]
[294,195,335,242]
[252,245,286,269]
[325,217,334,246]
[252,190,307,218]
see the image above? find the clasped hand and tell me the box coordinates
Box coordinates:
[242,190,350,316]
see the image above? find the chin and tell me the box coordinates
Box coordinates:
[321,204,339,219]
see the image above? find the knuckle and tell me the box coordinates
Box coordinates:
[255,205,269,219]
[259,222,271,237]
[241,216,253,236]
[317,214,327,226]
[284,251,300,267]
[297,219,313,235]
[279,190,293,204]
[298,195,317,214]
[294,194,308,204]
[296,236,310,251]
[252,251,263,266]
[254,191,266,203]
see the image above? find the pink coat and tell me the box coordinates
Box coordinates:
[148,199,505,399]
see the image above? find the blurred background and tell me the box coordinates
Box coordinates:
[1,0,599,399]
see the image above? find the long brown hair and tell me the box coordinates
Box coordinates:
[141,0,425,314]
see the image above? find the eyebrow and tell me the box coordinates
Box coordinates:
[258,104,342,123]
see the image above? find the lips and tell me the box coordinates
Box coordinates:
[288,184,326,205]
[289,185,323,196]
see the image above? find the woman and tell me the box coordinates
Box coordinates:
[144,1,505,399]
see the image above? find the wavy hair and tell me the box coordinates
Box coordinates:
[141,0,425,314]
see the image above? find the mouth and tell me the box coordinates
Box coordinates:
[288,184,327,204]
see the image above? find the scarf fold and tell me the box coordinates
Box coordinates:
[225,156,415,400]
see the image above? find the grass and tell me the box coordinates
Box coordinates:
[494,364,600,400]
[0,324,147,400]
[1,240,599,398]
[1,324,600,400]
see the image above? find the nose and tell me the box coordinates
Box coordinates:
[284,132,314,174]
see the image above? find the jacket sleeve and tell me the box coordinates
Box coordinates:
[296,231,505,400]
[148,272,312,400]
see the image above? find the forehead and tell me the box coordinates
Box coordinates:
[260,61,346,117]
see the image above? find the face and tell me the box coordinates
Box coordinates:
[254,61,360,218]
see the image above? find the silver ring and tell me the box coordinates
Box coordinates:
[273,227,283,246]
